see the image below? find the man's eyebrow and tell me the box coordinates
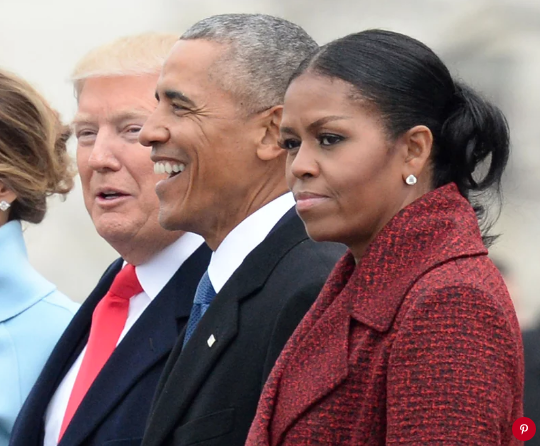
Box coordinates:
[71,113,94,127]
[162,89,197,107]
[72,109,150,127]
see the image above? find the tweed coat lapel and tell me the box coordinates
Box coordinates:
[267,253,354,446]
[144,213,310,446]
[58,245,210,446]
[267,183,488,444]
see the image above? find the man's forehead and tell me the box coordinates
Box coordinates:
[162,39,225,76]
[79,74,159,94]
[72,108,152,126]
[156,67,203,103]
[157,48,225,103]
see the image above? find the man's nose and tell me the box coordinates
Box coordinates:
[86,130,122,172]
[139,110,169,148]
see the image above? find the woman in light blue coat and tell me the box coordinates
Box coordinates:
[0,70,79,446]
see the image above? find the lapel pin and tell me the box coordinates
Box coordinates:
[207,334,216,347]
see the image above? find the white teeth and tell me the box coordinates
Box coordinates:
[154,161,185,175]
[153,163,165,174]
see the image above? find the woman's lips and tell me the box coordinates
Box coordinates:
[294,192,331,212]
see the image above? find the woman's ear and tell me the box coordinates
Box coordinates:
[256,105,284,161]
[401,125,433,179]
[0,181,16,224]
[0,180,17,204]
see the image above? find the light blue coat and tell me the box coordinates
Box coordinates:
[0,220,79,446]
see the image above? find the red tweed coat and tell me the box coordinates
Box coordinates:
[247,184,524,445]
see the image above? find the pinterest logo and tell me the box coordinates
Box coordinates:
[513,417,536,441]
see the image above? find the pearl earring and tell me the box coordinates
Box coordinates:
[405,174,417,186]
[0,201,11,211]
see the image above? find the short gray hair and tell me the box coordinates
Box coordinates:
[181,14,318,114]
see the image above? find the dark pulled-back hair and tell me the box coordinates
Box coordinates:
[292,29,510,246]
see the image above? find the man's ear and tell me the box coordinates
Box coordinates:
[256,105,284,161]
[399,125,433,180]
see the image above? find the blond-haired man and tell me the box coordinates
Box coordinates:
[10,34,211,446]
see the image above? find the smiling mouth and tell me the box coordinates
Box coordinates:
[154,161,185,179]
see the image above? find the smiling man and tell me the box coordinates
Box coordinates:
[10,34,211,446]
[138,14,345,446]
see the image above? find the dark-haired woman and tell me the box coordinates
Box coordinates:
[0,70,79,445]
[247,30,522,445]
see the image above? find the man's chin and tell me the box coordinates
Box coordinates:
[93,219,134,246]
[158,209,183,232]
[98,230,132,247]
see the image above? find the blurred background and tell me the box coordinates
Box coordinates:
[0,0,539,328]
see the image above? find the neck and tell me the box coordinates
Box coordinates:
[204,182,289,251]
[349,187,433,264]
[348,239,372,265]
[109,232,184,266]
[116,248,157,266]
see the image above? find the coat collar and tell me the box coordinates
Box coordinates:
[348,182,487,332]
[267,183,488,445]
[0,220,56,322]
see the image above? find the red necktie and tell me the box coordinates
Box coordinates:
[58,264,143,440]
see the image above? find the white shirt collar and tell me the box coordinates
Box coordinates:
[208,192,295,293]
[133,232,205,300]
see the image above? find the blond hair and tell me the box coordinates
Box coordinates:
[72,32,179,95]
[0,69,74,223]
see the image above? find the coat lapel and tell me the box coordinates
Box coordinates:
[59,245,211,446]
[146,213,310,445]
[273,299,350,444]
[266,253,354,445]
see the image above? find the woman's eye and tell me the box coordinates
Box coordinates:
[278,138,301,151]
[319,134,343,146]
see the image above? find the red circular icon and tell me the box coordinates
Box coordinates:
[513,417,536,441]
